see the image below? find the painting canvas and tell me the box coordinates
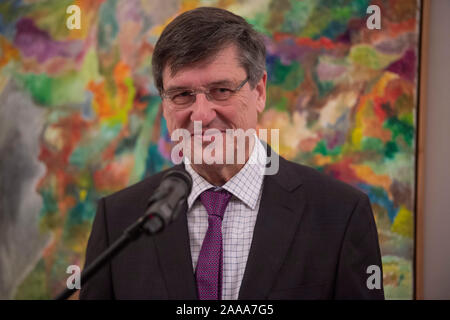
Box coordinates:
[0,0,421,299]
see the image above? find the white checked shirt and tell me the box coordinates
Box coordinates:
[184,135,267,300]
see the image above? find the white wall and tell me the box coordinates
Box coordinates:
[422,0,450,300]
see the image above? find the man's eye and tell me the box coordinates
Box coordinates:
[174,91,191,97]
[210,88,232,95]
[170,91,191,100]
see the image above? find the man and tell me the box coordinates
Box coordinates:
[80,7,384,300]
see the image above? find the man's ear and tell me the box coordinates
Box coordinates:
[255,71,267,113]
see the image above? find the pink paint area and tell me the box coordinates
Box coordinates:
[317,61,347,81]
[386,49,416,82]
[14,18,83,64]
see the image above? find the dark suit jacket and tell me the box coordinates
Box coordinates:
[79,144,384,300]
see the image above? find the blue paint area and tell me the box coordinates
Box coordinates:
[321,20,347,40]
[81,92,95,120]
[97,0,119,50]
[65,192,97,227]
[0,12,5,34]
[160,116,170,142]
[38,188,58,220]
[357,183,399,223]
[349,0,372,17]
[0,0,24,33]
[145,143,172,177]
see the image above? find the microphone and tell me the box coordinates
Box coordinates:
[55,168,192,300]
[142,169,193,234]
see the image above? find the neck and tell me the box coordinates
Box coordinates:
[191,163,244,186]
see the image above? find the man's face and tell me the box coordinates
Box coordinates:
[161,44,267,165]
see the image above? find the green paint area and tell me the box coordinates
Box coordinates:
[247,12,270,36]
[382,255,413,299]
[349,0,372,16]
[399,112,414,127]
[63,199,96,249]
[361,137,384,153]
[350,45,398,70]
[66,193,97,225]
[16,49,99,107]
[281,0,315,35]
[384,141,399,159]
[14,259,52,300]
[383,116,415,148]
[274,96,289,112]
[319,5,354,40]
[18,72,85,106]
[97,0,119,50]
[270,58,304,91]
[360,136,406,162]
[69,123,122,168]
[313,139,342,157]
[39,188,63,231]
[300,1,360,39]
[145,143,170,177]
[15,249,82,299]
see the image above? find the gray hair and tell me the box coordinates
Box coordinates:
[152,7,266,94]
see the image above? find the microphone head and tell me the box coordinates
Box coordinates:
[162,168,193,195]
[147,168,192,208]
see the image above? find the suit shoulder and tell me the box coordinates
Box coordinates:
[282,158,367,203]
[279,159,371,226]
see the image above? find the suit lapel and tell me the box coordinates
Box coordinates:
[238,155,306,299]
[153,201,198,299]
[152,164,198,299]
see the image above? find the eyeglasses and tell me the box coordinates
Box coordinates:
[161,77,249,107]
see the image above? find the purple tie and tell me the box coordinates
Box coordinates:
[196,188,232,300]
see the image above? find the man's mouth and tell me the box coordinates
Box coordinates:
[190,130,226,138]
[191,130,226,135]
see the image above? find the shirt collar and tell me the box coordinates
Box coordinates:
[185,134,266,210]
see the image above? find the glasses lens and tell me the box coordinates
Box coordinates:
[171,91,194,105]
[209,88,232,101]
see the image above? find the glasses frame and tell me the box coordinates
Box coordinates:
[161,76,250,107]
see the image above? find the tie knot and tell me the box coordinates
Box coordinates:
[200,188,232,220]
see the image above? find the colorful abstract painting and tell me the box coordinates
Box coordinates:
[0,0,421,299]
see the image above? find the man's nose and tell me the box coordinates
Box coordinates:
[190,93,216,125]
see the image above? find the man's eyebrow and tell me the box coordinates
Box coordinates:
[207,79,235,86]
[165,79,235,92]
[164,85,191,92]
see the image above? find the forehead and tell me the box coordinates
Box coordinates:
[162,45,247,89]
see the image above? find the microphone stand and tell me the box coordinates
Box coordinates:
[54,188,181,300]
